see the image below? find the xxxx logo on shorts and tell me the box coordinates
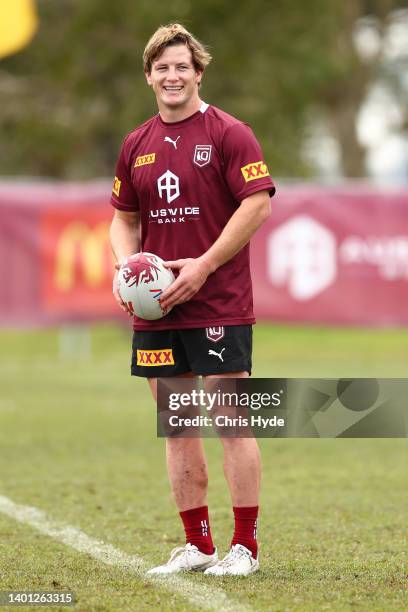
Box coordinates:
[136,349,174,366]
[241,161,269,183]
[134,153,156,168]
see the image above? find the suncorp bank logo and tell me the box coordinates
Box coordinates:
[157,170,180,204]
[340,236,408,280]
[267,216,337,300]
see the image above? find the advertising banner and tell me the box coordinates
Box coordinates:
[0,181,407,326]
[252,184,408,325]
[0,181,121,326]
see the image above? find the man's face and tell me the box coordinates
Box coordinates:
[146,44,202,111]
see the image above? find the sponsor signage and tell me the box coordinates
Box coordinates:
[40,207,114,316]
[252,185,408,325]
[136,349,174,366]
[112,176,121,197]
[134,153,156,168]
[241,161,269,183]
[1,181,408,326]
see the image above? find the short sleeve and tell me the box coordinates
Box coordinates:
[110,135,139,211]
[222,123,275,203]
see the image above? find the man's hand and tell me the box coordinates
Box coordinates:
[160,257,213,310]
[112,260,133,316]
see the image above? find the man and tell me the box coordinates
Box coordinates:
[110,23,275,576]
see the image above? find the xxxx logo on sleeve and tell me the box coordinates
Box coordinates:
[134,153,156,168]
[241,161,269,183]
[136,348,175,366]
[112,176,121,197]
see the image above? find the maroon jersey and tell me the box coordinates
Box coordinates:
[111,102,275,330]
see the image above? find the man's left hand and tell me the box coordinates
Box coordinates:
[160,257,213,310]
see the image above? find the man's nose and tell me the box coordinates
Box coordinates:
[166,67,179,80]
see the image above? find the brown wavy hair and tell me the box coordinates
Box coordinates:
[143,23,212,74]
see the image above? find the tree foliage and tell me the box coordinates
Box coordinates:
[0,0,405,178]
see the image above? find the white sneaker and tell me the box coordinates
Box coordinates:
[204,544,259,576]
[146,543,218,575]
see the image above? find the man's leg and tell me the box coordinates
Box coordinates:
[148,375,209,511]
[146,376,217,574]
[203,371,261,576]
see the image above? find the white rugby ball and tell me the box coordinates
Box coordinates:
[117,252,175,320]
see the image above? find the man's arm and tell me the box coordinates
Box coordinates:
[160,190,271,310]
[110,209,141,262]
[110,209,141,313]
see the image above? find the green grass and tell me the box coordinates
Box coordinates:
[0,323,407,611]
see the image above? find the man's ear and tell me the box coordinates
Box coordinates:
[145,71,152,86]
[196,70,204,87]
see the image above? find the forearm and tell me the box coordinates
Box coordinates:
[200,191,271,273]
[109,211,140,262]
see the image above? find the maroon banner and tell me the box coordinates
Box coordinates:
[252,184,408,325]
[0,181,124,326]
[0,180,407,326]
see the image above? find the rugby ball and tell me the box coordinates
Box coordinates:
[117,252,175,320]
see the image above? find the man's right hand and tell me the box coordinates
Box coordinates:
[113,261,133,316]
[109,209,141,316]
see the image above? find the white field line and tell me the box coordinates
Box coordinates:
[0,495,251,612]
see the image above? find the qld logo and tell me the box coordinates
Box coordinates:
[206,326,225,342]
[194,145,212,167]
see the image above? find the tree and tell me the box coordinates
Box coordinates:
[0,0,405,179]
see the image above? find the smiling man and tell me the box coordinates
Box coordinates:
[110,23,275,576]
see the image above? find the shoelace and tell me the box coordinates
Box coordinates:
[167,544,197,566]
[218,545,250,567]
[167,546,186,564]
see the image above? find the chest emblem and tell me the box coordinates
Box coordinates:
[194,145,212,167]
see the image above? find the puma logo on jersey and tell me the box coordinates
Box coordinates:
[208,348,226,362]
[164,136,181,150]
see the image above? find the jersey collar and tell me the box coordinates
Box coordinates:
[158,101,209,127]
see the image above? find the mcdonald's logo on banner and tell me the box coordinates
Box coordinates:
[41,208,118,317]
[54,221,110,292]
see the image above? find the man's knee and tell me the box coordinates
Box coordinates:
[220,436,259,452]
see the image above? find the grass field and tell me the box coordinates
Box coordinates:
[0,323,407,611]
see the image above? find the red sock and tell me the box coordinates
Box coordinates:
[231,506,258,559]
[179,506,214,555]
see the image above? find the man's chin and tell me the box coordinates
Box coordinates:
[161,97,185,108]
